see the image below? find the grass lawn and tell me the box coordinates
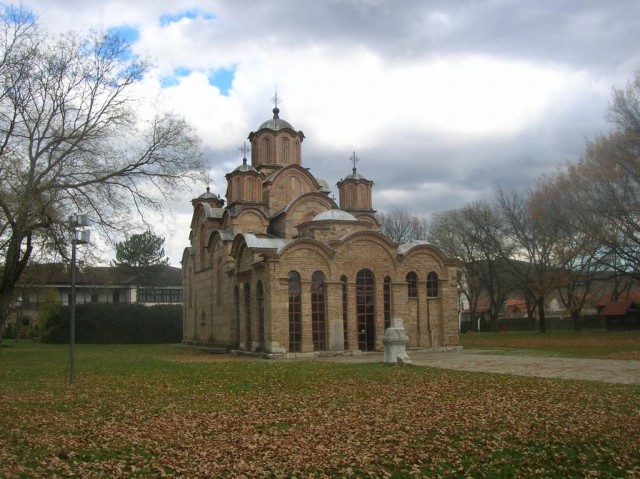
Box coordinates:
[460,329,640,360]
[0,339,639,478]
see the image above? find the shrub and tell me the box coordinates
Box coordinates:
[41,304,182,344]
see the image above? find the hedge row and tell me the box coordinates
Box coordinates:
[41,304,182,344]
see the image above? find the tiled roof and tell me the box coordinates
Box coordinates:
[600,301,636,316]
[19,264,182,288]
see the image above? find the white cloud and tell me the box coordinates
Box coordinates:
[17,0,640,265]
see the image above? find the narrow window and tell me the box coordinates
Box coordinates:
[234,178,240,201]
[282,138,289,165]
[288,271,302,352]
[406,272,418,298]
[427,272,439,298]
[341,275,348,349]
[244,283,251,350]
[311,271,327,351]
[257,281,265,352]
[234,286,240,347]
[356,269,375,351]
[264,138,271,163]
[384,276,391,330]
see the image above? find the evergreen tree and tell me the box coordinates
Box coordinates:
[114,231,170,268]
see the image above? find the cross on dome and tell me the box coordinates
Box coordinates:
[349,151,360,173]
[270,87,282,119]
[239,141,249,162]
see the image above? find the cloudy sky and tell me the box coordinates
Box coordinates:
[21,0,640,265]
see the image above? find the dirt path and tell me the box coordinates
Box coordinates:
[318,350,640,385]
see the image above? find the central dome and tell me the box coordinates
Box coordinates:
[258,107,296,131]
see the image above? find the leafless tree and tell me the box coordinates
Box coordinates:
[532,176,606,330]
[561,72,640,280]
[376,208,428,243]
[0,9,204,338]
[428,201,515,331]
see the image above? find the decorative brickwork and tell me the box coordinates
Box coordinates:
[182,107,459,356]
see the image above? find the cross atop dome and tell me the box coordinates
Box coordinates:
[271,87,281,119]
[349,151,360,173]
[239,141,249,161]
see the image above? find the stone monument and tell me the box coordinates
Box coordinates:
[382,318,412,365]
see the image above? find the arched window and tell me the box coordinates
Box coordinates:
[384,276,391,330]
[288,271,302,352]
[406,272,418,298]
[358,185,365,206]
[234,177,240,201]
[244,283,251,350]
[247,179,253,201]
[356,269,375,351]
[341,275,348,349]
[427,272,439,298]
[281,138,289,165]
[264,138,271,163]
[257,281,265,352]
[311,271,326,351]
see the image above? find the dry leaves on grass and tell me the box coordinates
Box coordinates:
[2,356,639,478]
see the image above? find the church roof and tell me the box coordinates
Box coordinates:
[343,167,369,181]
[257,107,296,132]
[243,233,292,250]
[233,158,258,173]
[312,210,357,222]
[196,187,221,200]
[397,239,430,254]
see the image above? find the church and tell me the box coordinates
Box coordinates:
[181,104,460,356]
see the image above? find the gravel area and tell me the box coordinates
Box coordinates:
[317,350,640,385]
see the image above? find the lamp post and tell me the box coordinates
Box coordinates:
[69,214,90,385]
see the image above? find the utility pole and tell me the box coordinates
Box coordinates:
[69,214,90,385]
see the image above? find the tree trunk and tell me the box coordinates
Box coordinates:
[571,311,582,332]
[538,296,546,333]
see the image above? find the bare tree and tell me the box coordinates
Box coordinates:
[562,71,640,280]
[428,201,515,331]
[0,9,204,338]
[533,176,606,330]
[496,184,574,333]
[376,208,428,243]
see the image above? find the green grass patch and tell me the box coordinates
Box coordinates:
[460,329,640,359]
[1,341,638,478]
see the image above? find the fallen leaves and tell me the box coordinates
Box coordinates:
[0,343,639,478]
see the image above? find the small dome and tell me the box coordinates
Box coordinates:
[344,167,367,181]
[233,157,258,173]
[312,210,357,222]
[198,187,220,200]
[257,107,296,132]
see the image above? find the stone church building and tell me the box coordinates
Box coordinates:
[182,105,459,356]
